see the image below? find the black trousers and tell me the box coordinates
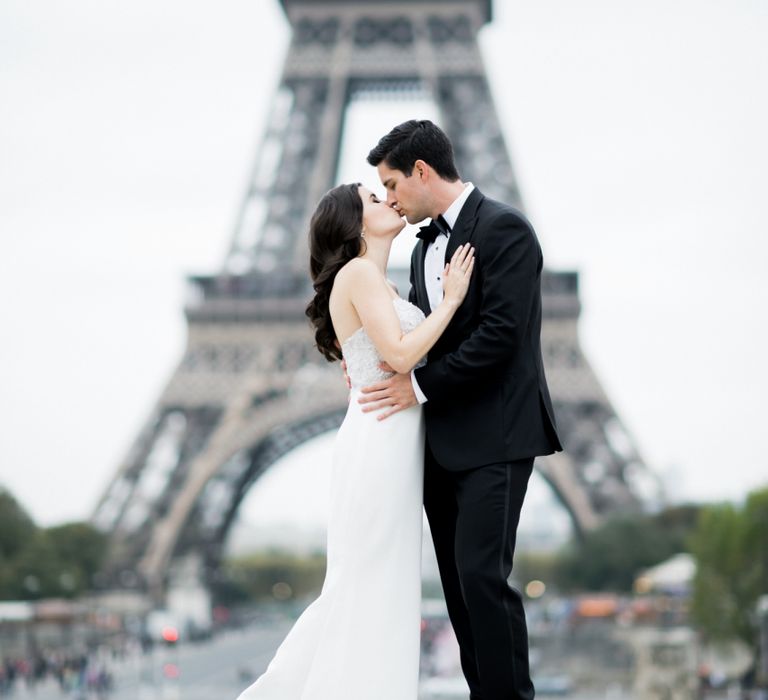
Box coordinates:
[424,442,535,700]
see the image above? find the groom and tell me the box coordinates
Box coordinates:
[358,120,562,700]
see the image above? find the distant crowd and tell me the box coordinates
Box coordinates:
[0,652,112,697]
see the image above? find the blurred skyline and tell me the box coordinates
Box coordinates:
[1,0,767,533]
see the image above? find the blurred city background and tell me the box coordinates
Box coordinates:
[1,0,767,698]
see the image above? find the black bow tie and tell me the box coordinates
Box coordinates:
[416,215,451,244]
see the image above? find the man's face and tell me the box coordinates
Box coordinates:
[376,161,431,224]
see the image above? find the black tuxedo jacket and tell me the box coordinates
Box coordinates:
[410,187,562,470]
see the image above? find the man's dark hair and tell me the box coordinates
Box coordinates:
[367,119,460,181]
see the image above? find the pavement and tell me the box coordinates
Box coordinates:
[6,616,638,700]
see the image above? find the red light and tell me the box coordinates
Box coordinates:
[161,626,179,643]
[163,663,180,679]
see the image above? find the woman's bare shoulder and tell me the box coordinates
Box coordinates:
[335,257,381,288]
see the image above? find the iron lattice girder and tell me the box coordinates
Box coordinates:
[226,1,511,279]
[280,0,492,27]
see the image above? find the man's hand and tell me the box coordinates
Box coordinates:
[358,365,417,420]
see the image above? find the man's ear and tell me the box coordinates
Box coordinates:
[413,159,430,182]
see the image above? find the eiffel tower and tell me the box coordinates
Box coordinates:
[93,0,659,596]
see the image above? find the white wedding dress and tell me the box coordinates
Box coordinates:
[237,297,426,700]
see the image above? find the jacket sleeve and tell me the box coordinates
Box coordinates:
[413,211,541,403]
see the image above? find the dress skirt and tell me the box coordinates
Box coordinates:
[236,391,425,699]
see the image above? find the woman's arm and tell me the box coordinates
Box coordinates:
[344,246,473,374]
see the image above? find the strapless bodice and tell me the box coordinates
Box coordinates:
[341,297,426,390]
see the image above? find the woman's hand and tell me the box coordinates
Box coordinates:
[442,243,475,308]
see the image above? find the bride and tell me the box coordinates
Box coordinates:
[236,182,474,700]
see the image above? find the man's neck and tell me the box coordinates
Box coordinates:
[431,179,467,218]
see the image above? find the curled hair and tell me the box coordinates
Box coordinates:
[367,119,460,181]
[305,183,365,362]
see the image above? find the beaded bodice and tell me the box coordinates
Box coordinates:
[341,297,426,390]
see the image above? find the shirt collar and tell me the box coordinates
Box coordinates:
[440,182,475,231]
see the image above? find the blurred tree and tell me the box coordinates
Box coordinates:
[512,551,559,589]
[0,485,108,599]
[691,486,768,647]
[3,530,64,599]
[46,522,108,591]
[554,505,701,592]
[216,551,327,603]
[0,486,40,598]
[654,503,701,547]
[0,486,37,560]
[742,488,768,603]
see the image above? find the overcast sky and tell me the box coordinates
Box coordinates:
[1,0,766,534]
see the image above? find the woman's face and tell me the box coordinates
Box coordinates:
[358,186,406,239]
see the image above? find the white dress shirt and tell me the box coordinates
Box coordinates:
[411,183,475,404]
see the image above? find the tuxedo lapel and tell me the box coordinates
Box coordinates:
[413,239,431,316]
[444,188,484,265]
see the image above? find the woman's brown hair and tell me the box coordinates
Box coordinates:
[305,183,365,361]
